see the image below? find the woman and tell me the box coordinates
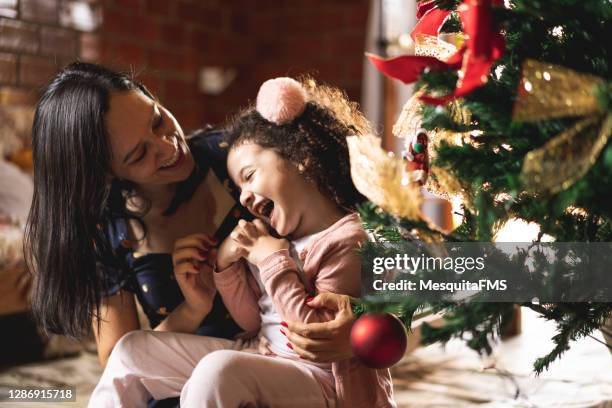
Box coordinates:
[25,62,355,406]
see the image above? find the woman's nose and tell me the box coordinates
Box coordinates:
[155,134,175,158]
[240,190,254,208]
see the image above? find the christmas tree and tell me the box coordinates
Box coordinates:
[351,0,611,372]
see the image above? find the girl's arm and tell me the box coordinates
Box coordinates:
[214,260,262,332]
[258,236,363,324]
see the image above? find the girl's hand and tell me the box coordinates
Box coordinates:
[172,233,218,315]
[216,231,248,271]
[232,219,289,266]
[283,293,356,363]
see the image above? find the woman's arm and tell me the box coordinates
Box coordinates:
[92,290,140,368]
[93,289,213,369]
[153,301,211,334]
[283,292,355,363]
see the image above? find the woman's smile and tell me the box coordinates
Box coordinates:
[158,135,185,171]
[106,90,195,186]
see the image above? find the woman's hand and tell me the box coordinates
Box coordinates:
[283,293,356,363]
[172,233,218,316]
[231,219,289,266]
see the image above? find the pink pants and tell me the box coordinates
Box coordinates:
[87,330,336,408]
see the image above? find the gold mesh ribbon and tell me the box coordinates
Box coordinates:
[347,134,422,220]
[393,90,426,139]
[513,59,610,194]
[414,34,459,62]
[522,115,611,193]
[513,59,604,121]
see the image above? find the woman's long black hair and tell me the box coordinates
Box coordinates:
[25,62,153,338]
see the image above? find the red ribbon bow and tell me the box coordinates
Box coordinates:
[367,0,505,106]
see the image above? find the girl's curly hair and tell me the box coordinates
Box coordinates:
[225,78,371,211]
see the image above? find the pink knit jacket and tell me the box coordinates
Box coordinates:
[213,213,396,408]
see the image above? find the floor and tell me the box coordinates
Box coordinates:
[1,308,610,407]
[392,308,612,407]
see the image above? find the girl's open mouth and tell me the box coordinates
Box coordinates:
[253,198,275,223]
[261,200,274,219]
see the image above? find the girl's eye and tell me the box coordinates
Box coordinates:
[245,171,254,181]
[134,147,147,163]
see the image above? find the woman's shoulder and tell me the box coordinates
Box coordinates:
[187,127,229,167]
[187,127,246,208]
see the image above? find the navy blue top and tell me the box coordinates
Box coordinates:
[98,128,250,338]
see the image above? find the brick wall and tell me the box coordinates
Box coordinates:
[0,0,369,146]
[101,0,370,131]
[0,0,101,153]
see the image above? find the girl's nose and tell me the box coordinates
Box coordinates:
[240,190,254,209]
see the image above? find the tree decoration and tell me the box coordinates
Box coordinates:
[367,0,505,105]
[347,135,423,221]
[414,33,462,62]
[366,49,450,86]
[350,313,408,369]
[402,129,430,186]
[411,6,451,41]
[416,0,438,19]
[355,0,612,374]
[513,60,607,121]
[513,59,612,194]
[393,89,472,203]
[419,0,506,105]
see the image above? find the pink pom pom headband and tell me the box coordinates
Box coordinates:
[256,77,307,125]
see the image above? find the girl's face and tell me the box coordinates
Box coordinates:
[106,90,195,187]
[227,143,322,238]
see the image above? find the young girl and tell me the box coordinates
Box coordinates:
[89,78,396,408]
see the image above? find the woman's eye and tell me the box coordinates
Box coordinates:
[245,171,254,181]
[153,112,164,129]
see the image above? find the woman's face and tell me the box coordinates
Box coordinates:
[105,90,195,187]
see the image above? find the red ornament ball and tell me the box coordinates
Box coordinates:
[350,313,408,369]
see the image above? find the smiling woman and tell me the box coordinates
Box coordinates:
[105,91,195,186]
[24,62,251,407]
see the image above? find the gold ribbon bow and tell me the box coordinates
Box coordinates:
[512,59,611,194]
[347,134,423,220]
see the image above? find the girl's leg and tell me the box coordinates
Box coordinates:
[88,330,236,408]
[181,350,336,408]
